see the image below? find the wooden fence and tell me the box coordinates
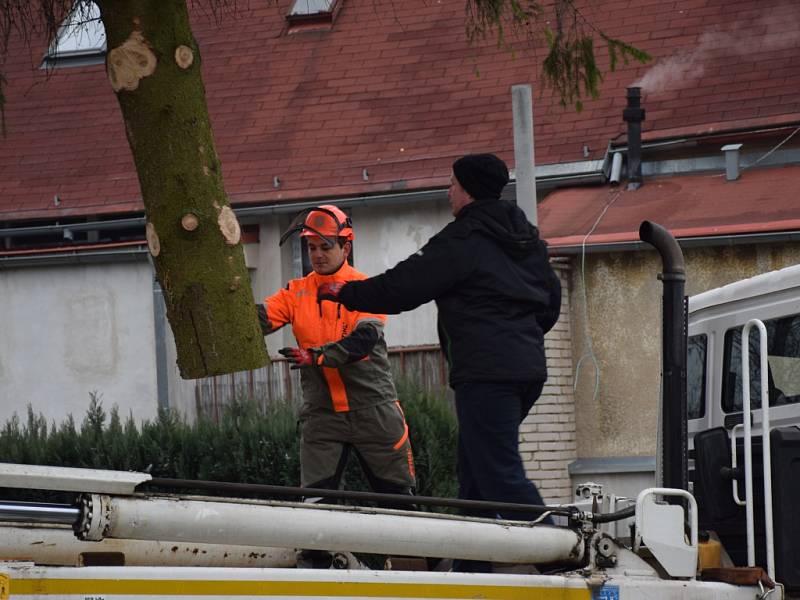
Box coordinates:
[195,345,448,420]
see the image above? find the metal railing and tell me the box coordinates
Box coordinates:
[739,319,775,580]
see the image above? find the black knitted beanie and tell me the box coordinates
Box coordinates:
[452,153,509,200]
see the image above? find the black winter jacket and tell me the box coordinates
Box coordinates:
[337,199,562,385]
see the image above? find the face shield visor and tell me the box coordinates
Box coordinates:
[279,205,354,247]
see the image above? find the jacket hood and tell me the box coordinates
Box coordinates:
[458,199,545,258]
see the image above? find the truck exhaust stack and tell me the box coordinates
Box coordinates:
[639,220,688,492]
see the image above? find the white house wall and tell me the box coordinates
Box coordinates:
[0,261,158,425]
[0,199,460,426]
[350,200,452,347]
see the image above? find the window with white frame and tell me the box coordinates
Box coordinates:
[44,1,106,66]
[288,0,336,17]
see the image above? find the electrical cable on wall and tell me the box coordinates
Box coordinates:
[745,125,800,170]
[706,125,800,178]
[574,189,622,404]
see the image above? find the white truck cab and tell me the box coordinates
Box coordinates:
[687,263,800,593]
[688,264,800,442]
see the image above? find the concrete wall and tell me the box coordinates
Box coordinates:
[570,242,800,463]
[0,261,158,425]
[351,200,453,347]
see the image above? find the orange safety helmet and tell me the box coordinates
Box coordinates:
[300,205,354,241]
[280,204,354,246]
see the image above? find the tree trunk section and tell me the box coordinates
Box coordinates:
[97,0,269,378]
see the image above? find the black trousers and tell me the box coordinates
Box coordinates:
[452,380,549,572]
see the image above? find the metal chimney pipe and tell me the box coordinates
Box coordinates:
[722,143,743,181]
[609,152,623,184]
[623,87,646,190]
[639,221,688,493]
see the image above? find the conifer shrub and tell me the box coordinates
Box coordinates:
[0,385,457,503]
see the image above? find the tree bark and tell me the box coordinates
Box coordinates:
[96,0,269,378]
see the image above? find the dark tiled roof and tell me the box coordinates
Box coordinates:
[2,0,800,221]
[539,164,800,250]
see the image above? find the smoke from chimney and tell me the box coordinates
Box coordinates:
[633,7,800,95]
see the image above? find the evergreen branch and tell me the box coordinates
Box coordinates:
[466,0,544,49]
[602,32,652,71]
[470,0,651,111]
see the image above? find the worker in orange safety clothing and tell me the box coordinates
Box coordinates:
[257,206,416,524]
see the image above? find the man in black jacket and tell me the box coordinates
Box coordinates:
[318,154,562,572]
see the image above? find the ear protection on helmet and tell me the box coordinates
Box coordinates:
[279,205,354,247]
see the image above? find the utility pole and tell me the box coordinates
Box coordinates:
[512,84,537,226]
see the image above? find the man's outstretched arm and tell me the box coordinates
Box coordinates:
[319,234,471,314]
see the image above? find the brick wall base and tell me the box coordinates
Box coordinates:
[520,260,576,505]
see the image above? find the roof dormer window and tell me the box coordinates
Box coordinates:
[289,0,336,16]
[286,0,340,31]
[43,1,106,68]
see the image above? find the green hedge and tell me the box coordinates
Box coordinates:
[0,384,457,503]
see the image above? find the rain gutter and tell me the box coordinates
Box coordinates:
[0,161,608,242]
[550,230,800,256]
[0,246,149,269]
[0,217,146,239]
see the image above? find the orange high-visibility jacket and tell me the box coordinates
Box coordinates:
[264,262,396,413]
